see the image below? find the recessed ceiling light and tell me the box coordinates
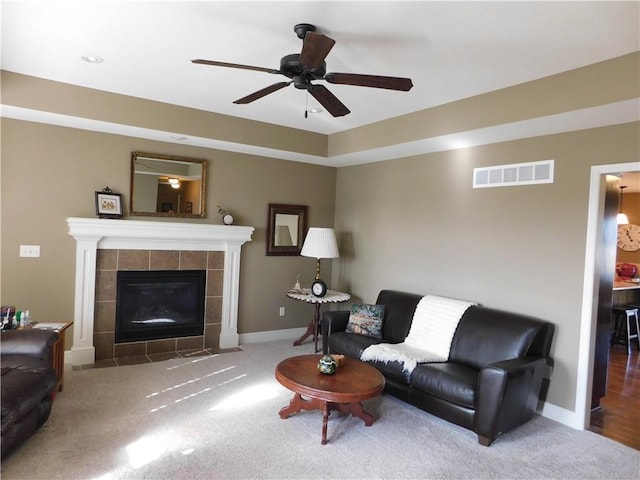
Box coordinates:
[308,108,323,114]
[81,54,104,64]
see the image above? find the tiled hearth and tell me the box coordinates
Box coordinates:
[94,249,224,363]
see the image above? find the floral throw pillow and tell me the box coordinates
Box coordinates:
[346,304,385,339]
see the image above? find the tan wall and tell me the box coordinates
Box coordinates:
[329,52,639,156]
[2,71,327,157]
[0,118,336,344]
[332,122,640,411]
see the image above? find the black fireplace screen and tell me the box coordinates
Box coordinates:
[115,270,206,343]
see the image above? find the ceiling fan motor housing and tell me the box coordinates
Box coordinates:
[280,53,326,88]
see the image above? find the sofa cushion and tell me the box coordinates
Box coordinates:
[410,362,479,409]
[346,304,385,338]
[366,359,412,384]
[375,290,423,343]
[328,332,382,359]
[449,306,541,370]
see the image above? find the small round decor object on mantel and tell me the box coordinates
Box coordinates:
[217,205,234,225]
[317,354,337,375]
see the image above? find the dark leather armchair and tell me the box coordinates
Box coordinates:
[1,329,58,459]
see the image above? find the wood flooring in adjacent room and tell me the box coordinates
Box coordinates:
[589,344,640,451]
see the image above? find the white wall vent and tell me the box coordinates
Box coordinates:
[473,160,554,188]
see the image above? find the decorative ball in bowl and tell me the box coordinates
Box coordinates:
[616,263,637,279]
[317,354,337,375]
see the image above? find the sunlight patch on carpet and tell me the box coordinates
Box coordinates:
[146,365,237,398]
[149,373,248,412]
[210,382,281,410]
[164,354,220,371]
[126,435,166,469]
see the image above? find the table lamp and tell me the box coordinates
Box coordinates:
[301,227,339,297]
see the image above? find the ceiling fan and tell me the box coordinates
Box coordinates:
[192,23,413,117]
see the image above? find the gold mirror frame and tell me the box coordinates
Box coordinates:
[130,151,208,218]
[266,204,308,256]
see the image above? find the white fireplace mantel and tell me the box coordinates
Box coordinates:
[66,217,254,365]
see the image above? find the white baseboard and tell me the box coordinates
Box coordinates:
[539,400,584,430]
[67,346,95,366]
[239,327,307,344]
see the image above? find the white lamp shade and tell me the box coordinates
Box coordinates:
[301,228,339,259]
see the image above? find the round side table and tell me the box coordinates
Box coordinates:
[286,288,350,352]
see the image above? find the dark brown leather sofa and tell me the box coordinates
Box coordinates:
[1,329,58,460]
[321,290,555,446]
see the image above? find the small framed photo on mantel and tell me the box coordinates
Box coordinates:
[95,187,123,219]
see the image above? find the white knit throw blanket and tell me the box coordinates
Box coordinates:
[360,295,476,373]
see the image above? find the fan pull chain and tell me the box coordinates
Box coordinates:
[305,91,309,118]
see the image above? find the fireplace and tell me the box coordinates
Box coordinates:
[115,270,206,343]
[66,218,254,366]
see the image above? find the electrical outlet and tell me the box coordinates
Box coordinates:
[279,307,286,317]
[19,245,40,257]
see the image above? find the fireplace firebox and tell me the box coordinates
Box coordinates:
[115,270,206,343]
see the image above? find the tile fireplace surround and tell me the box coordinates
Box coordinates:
[67,218,254,366]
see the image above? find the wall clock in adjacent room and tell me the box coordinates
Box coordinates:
[617,223,640,251]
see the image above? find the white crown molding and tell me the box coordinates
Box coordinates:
[3,100,638,167]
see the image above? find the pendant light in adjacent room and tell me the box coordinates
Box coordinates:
[617,185,630,225]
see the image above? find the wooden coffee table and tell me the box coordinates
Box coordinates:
[275,354,385,445]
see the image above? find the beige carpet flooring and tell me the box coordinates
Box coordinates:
[1,339,638,480]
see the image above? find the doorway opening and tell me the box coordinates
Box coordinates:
[579,162,639,449]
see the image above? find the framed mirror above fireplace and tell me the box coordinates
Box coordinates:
[130,151,208,218]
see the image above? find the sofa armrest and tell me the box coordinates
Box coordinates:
[474,356,548,446]
[321,310,350,354]
[0,330,58,362]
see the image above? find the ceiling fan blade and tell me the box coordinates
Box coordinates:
[299,32,336,69]
[308,85,350,117]
[233,81,292,104]
[325,73,413,91]
[192,59,280,74]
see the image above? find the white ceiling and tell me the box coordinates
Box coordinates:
[2,1,639,137]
